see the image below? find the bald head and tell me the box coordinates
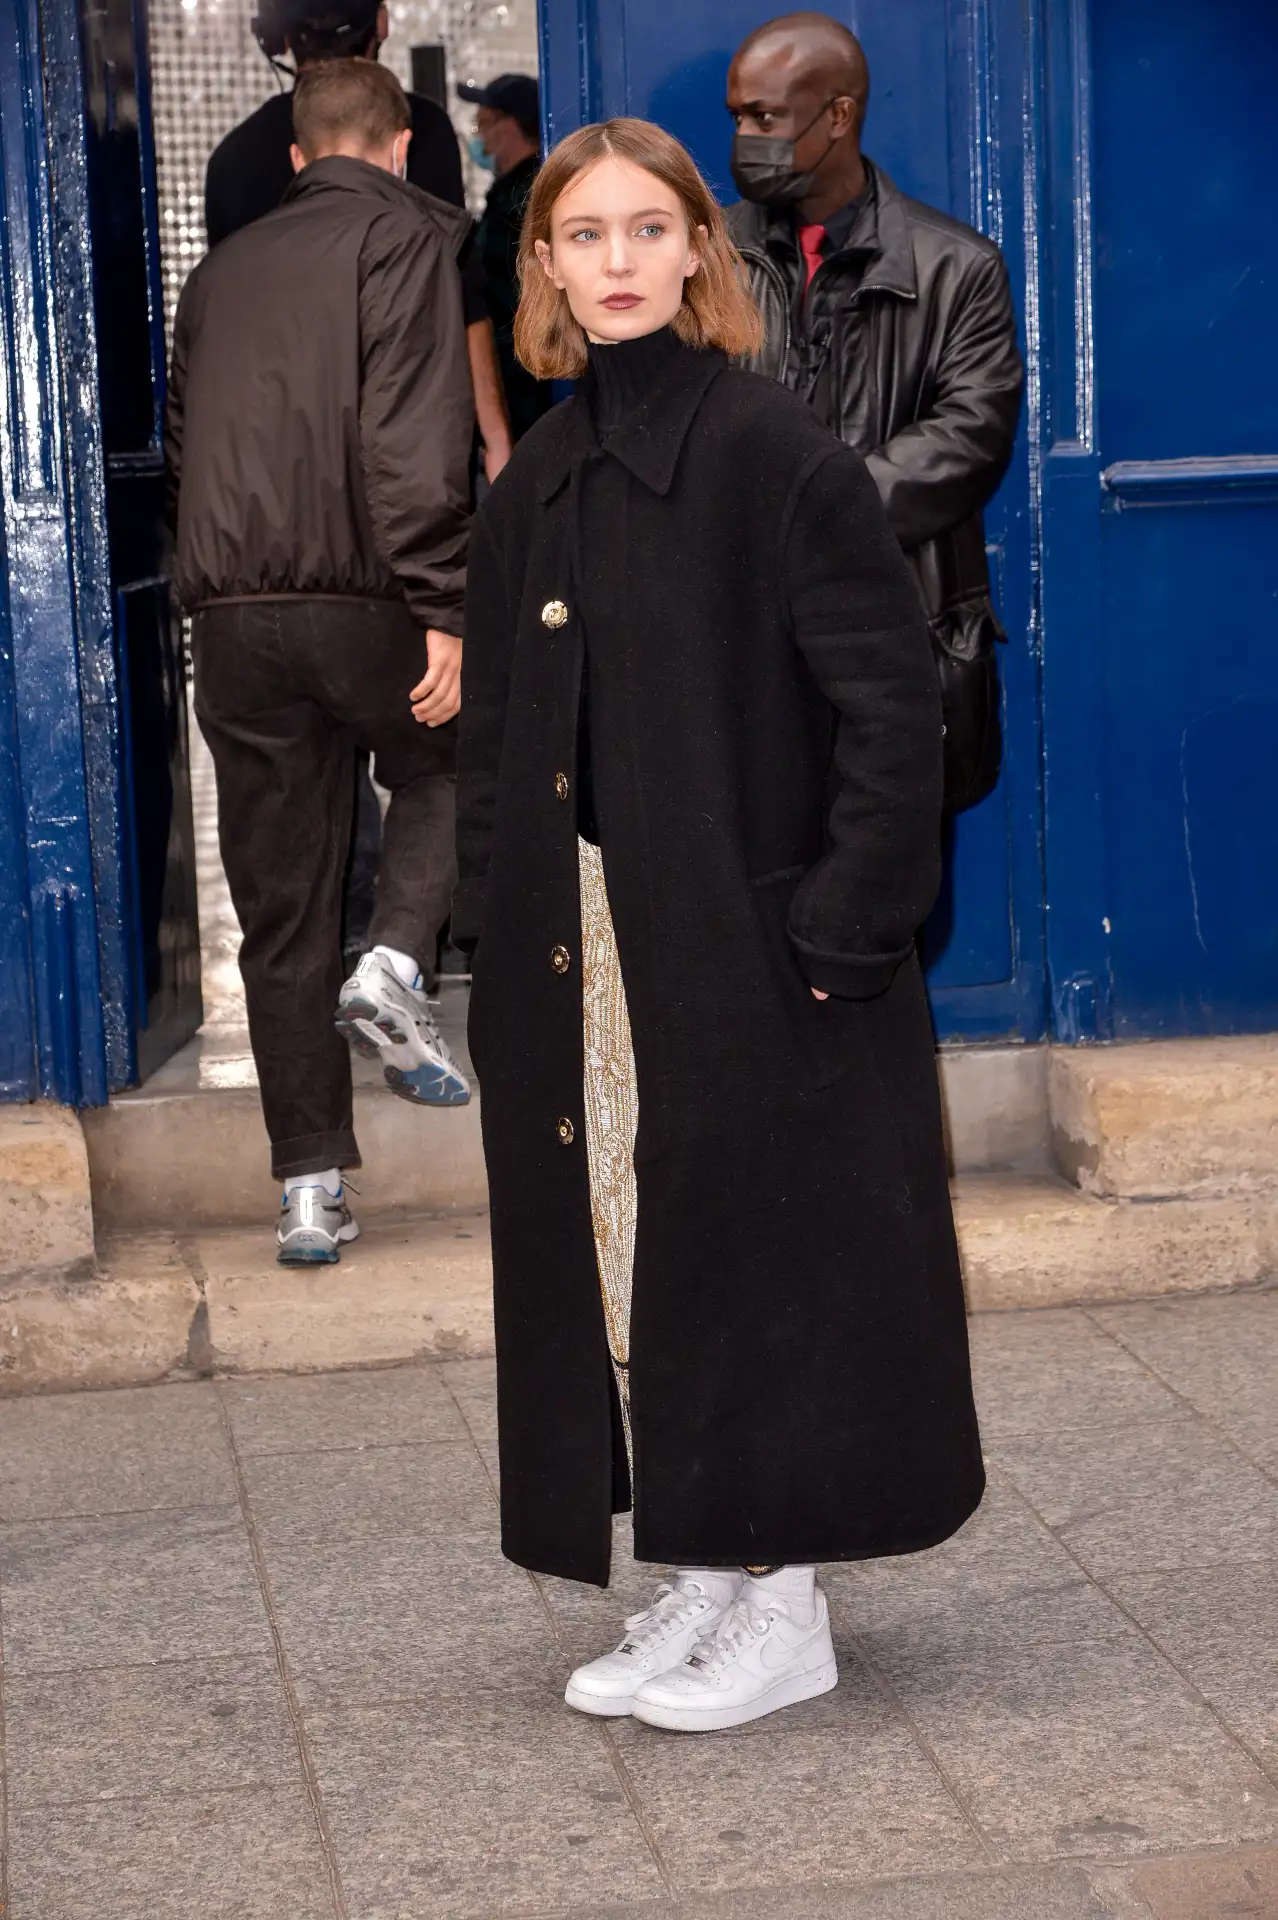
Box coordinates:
[735,11,869,126]
[726,11,870,219]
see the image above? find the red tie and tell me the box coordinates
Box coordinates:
[798,222,826,289]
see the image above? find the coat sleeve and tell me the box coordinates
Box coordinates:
[784,443,944,999]
[358,213,475,633]
[452,501,513,953]
[862,248,1023,552]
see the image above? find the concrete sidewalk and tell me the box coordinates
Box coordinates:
[1,1290,1275,1919]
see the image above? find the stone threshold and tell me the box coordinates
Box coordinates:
[3,1177,1275,1396]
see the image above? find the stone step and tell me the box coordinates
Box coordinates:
[82,1009,1052,1236]
[5,1176,1273,1395]
[1049,1034,1278,1198]
[81,987,486,1232]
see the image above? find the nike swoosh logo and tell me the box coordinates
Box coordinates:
[758,1621,825,1672]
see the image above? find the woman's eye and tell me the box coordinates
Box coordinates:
[637,223,665,238]
[570,227,600,243]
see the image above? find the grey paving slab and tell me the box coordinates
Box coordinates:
[219,1362,469,1454]
[555,1864,1113,1919]
[872,1633,1278,1864]
[6,1654,298,1806]
[1091,1291,1278,1476]
[268,1528,562,1708]
[0,1380,235,1522]
[0,1506,271,1672]
[1108,1561,1278,1771]
[991,1414,1278,1576]
[611,1652,985,1892]
[309,1690,664,1917]
[968,1308,1180,1436]
[439,1355,501,1478]
[821,1474,1130,1659]
[241,1439,495,1546]
[6,1786,335,1919]
[1096,1842,1278,1919]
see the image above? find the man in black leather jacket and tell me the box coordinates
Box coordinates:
[725,12,1023,809]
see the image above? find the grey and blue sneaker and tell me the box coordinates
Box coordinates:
[334,952,471,1107]
[276,1184,360,1265]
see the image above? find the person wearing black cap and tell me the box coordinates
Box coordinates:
[457,73,553,440]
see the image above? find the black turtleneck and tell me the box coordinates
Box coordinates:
[576,326,687,846]
[586,323,683,436]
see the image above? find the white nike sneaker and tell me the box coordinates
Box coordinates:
[631,1580,838,1732]
[564,1571,744,1718]
[335,952,470,1106]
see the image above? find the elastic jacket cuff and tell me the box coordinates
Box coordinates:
[792,942,912,1002]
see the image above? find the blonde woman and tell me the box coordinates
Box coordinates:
[454,118,983,1732]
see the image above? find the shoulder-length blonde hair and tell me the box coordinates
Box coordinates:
[513,118,764,381]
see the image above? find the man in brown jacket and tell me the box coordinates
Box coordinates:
[166,59,474,1264]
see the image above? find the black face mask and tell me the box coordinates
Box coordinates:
[730,98,838,207]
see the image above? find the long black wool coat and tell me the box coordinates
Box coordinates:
[455,341,984,1587]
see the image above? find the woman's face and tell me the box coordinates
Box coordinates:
[535,156,705,344]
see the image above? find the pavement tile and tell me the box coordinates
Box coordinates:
[821,1474,1129,1658]
[0,1507,271,1672]
[872,1634,1278,1863]
[6,1654,298,1806]
[1095,1843,1278,1919]
[0,1381,235,1522]
[991,1414,1278,1576]
[561,1865,1112,1917]
[1108,1562,1278,1770]
[968,1309,1179,1436]
[438,1356,500,1479]
[308,1691,664,1916]
[1090,1292,1278,1476]
[218,1362,469,1455]
[267,1529,562,1708]
[610,1650,984,1890]
[241,1440,496,1546]
[6,1787,334,1918]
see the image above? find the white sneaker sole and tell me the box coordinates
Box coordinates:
[276,1218,360,1266]
[564,1680,636,1718]
[631,1658,839,1733]
[335,997,470,1107]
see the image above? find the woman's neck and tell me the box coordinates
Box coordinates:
[585,324,683,435]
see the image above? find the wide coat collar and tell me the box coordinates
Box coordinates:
[535,342,729,503]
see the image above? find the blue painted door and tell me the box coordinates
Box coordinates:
[1038,0,1278,1040]
[541,0,1045,1042]
[79,0,202,1079]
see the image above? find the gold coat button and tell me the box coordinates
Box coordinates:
[556,1116,575,1145]
[541,599,568,629]
[551,945,572,974]
[554,771,570,801]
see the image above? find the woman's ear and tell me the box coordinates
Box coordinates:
[684,222,709,280]
[534,237,562,288]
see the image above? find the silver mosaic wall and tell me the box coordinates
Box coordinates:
[148,0,539,338]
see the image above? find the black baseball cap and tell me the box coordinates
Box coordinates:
[456,72,539,133]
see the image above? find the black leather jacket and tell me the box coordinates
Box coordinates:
[727,163,1023,805]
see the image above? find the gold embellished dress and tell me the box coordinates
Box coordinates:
[577,836,639,1466]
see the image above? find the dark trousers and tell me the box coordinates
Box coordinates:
[192,597,457,1178]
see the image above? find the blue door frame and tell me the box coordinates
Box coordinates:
[0,0,198,1105]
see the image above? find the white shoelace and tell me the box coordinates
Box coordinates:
[688,1594,785,1672]
[616,1582,711,1656]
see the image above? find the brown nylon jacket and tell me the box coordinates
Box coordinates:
[165,156,474,632]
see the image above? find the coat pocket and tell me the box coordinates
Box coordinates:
[749,870,870,1094]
